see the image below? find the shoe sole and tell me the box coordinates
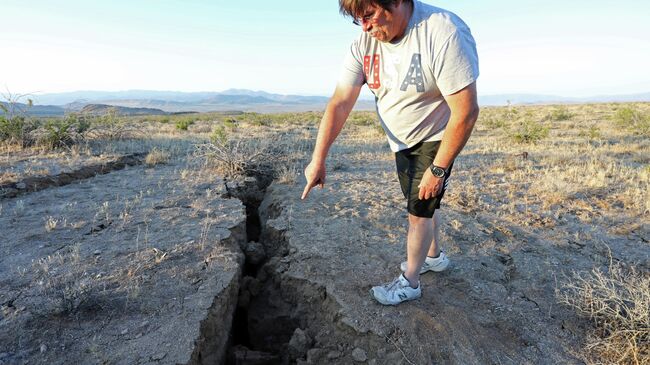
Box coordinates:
[370,288,421,306]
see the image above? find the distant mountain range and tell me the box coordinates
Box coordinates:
[2,89,648,117]
[478,92,650,105]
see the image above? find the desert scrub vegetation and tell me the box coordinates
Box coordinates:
[509,118,550,143]
[174,116,196,131]
[558,261,649,364]
[144,147,170,166]
[547,106,575,121]
[195,127,275,177]
[612,106,650,136]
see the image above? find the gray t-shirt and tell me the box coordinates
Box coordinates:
[338,0,479,152]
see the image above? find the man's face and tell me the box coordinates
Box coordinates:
[356,3,402,42]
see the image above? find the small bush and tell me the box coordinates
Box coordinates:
[613,107,650,136]
[481,115,508,129]
[92,111,132,140]
[510,119,550,143]
[0,115,26,143]
[39,119,76,148]
[548,106,574,121]
[557,262,649,364]
[578,125,602,140]
[175,118,194,131]
[223,118,238,129]
[210,125,228,144]
[145,148,170,166]
[250,118,270,127]
[196,136,276,178]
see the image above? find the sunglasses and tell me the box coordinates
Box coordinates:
[352,8,381,26]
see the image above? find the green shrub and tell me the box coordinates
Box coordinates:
[578,125,602,140]
[250,118,270,127]
[210,125,227,144]
[548,106,574,121]
[40,119,76,148]
[92,110,132,140]
[0,115,26,143]
[175,118,194,131]
[510,119,550,143]
[481,115,508,129]
[64,114,92,134]
[613,106,650,136]
[223,118,238,129]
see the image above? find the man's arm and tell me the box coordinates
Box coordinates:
[301,84,362,200]
[418,82,479,200]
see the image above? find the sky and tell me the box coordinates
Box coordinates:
[2,0,650,98]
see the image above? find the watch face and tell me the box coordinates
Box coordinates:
[431,166,445,178]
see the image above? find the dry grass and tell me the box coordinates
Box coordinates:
[558,260,650,364]
[144,147,170,166]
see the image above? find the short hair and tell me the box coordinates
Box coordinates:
[338,0,413,19]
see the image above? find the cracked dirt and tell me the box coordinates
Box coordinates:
[1,104,648,364]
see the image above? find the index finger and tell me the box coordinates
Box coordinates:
[301,180,317,200]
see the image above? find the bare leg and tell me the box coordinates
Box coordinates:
[427,211,441,257]
[403,211,441,288]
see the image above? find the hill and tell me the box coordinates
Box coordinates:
[79,104,167,116]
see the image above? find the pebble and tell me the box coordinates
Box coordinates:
[93,250,101,256]
[121,329,128,335]
[16,182,26,190]
[352,348,367,362]
[40,344,47,353]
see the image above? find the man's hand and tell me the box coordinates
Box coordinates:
[417,168,443,200]
[301,160,326,200]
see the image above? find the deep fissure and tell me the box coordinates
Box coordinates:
[220,174,388,365]
[223,172,334,365]
[225,174,288,364]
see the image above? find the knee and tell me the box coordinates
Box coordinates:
[408,214,432,226]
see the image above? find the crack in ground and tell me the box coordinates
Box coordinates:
[0,153,146,199]
[218,174,393,365]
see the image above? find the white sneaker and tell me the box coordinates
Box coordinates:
[400,251,450,274]
[371,274,421,305]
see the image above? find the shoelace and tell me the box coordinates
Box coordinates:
[382,277,403,291]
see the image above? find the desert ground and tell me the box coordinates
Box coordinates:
[0,103,648,364]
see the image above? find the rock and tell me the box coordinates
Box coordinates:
[39,344,47,353]
[352,348,367,362]
[121,329,128,335]
[288,328,312,359]
[15,182,26,190]
[327,350,342,359]
[385,351,404,364]
[307,348,325,363]
[244,242,266,265]
[231,345,278,364]
[93,250,102,255]
[150,352,166,361]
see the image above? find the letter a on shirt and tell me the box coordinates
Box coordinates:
[400,54,424,92]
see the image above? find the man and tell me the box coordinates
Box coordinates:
[301,0,479,306]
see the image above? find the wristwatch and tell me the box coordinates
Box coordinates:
[429,165,447,178]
